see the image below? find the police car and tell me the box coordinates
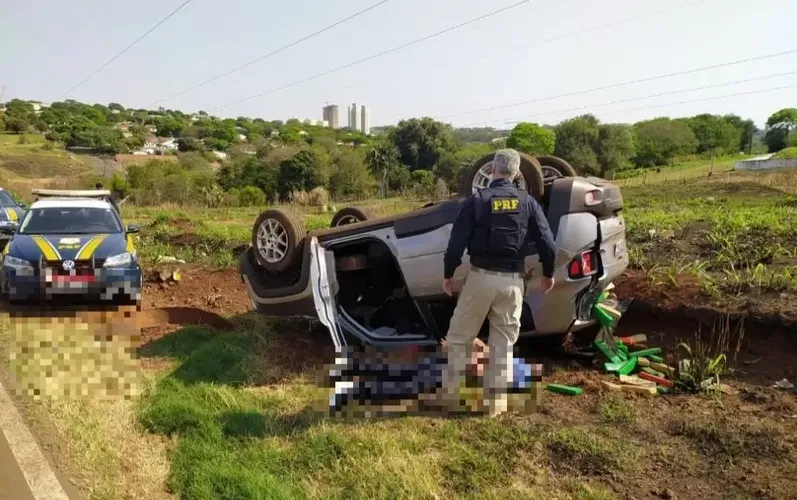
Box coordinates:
[0,189,142,304]
[239,153,629,348]
[0,188,27,251]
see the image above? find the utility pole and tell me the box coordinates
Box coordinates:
[0,85,7,102]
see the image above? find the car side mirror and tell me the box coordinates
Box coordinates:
[127,224,141,234]
[18,202,26,208]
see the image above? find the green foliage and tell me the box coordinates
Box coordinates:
[238,186,266,207]
[387,117,458,171]
[506,122,555,155]
[277,150,325,199]
[365,139,400,197]
[772,147,797,159]
[453,127,509,144]
[633,117,698,167]
[554,114,600,175]
[328,150,375,200]
[4,116,30,134]
[596,124,635,175]
[685,114,741,155]
[763,107,797,152]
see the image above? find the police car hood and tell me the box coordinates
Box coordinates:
[0,207,24,223]
[9,233,127,262]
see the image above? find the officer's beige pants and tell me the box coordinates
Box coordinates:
[444,268,523,414]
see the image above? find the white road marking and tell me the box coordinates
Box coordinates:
[0,379,70,500]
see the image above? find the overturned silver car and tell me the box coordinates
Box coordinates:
[239,154,629,347]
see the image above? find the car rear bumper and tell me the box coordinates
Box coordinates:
[2,266,143,302]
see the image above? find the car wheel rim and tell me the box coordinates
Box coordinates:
[336,215,360,226]
[541,165,563,179]
[471,161,527,194]
[256,218,289,264]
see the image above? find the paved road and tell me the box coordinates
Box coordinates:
[0,376,83,500]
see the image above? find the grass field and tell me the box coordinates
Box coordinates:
[2,137,797,499]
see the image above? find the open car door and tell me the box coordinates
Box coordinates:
[309,236,347,351]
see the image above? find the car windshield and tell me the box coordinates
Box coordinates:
[19,207,123,234]
[0,191,18,207]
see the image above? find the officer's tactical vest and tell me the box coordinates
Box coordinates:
[469,186,529,262]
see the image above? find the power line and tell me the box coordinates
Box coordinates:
[56,0,196,101]
[598,83,797,117]
[208,0,533,113]
[334,0,713,94]
[437,48,797,120]
[151,0,392,107]
[495,71,797,126]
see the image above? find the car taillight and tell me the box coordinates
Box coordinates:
[585,189,602,206]
[568,251,598,279]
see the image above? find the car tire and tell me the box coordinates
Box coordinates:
[536,155,577,179]
[460,152,545,200]
[252,209,306,273]
[330,206,372,227]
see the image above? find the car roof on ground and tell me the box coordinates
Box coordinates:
[29,199,113,210]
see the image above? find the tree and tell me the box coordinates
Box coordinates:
[506,122,555,155]
[633,118,698,167]
[387,118,458,171]
[724,114,757,154]
[81,106,107,126]
[277,150,325,198]
[108,102,125,112]
[4,116,30,134]
[763,108,797,153]
[4,99,33,119]
[365,139,399,197]
[177,137,204,152]
[238,186,266,206]
[596,124,635,176]
[685,114,741,155]
[553,114,600,175]
[328,151,375,199]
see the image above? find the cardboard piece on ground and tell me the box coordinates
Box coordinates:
[619,374,656,388]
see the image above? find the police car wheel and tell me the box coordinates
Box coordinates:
[331,206,371,227]
[462,152,544,200]
[535,155,577,179]
[252,209,306,273]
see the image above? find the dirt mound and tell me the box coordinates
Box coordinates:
[143,266,250,317]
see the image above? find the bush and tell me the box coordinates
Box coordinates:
[289,190,309,205]
[308,187,330,207]
[17,134,29,145]
[223,188,240,207]
[238,186,266,207]
[433,178,449,201]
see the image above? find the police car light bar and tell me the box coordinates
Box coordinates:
[31,189,112,198]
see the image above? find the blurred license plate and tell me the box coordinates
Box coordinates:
[54,275,94,284]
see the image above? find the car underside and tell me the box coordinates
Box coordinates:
[239,153,630,347]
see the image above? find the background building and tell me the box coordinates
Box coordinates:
[322,104,338,129]
[347,103,361,131]
[360,105,370,135]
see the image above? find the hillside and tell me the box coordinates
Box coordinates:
[0,134,95,198]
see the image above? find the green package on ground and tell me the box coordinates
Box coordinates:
[618,357,638,375]
[593,304,615,330]
[546,384,582,396]
[656,386,669,395]
[629,347,662,358]
[649,354,664,363]
[604,361,624,372]
[617,350,628,361]
[594,339,620,363]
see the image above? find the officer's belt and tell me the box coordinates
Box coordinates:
[470,266,521,279]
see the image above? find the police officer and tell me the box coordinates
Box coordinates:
[441,148,556,416]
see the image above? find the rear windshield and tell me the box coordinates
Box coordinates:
[0,191,17,207]
[19,207,122,234]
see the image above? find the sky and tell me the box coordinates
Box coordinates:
[1,0,795,129]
